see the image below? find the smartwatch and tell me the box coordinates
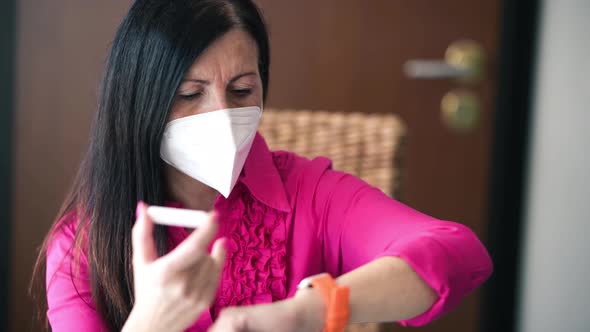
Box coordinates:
[297,273,350,332]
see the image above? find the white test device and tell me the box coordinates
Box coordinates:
[146,206,209,228]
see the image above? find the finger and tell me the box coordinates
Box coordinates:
[210,237,227,268]
[132,201,158,265]
[164,211,219,269]
[194,239,227,303]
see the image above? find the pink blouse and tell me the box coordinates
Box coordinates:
[46,133,492,331]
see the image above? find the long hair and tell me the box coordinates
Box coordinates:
[30,0,270,330]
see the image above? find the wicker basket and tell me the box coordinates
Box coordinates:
[259,109,406,199]
[259,109,407,332]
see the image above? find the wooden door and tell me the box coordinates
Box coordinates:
[254,1,500,332]
[11,1,499,332]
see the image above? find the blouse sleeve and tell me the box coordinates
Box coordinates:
[46,216,108,332]
[312,166,493,326]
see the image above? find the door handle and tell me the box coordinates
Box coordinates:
[403,40,484,83]
[441,90,480,132]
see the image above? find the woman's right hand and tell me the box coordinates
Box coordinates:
[122,202,226,332]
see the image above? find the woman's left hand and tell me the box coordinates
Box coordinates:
[207,291,325,332]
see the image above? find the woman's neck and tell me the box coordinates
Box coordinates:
[164,164,219,211]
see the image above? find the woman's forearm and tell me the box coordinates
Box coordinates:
[294,256,437,326]
[339,256,437,323]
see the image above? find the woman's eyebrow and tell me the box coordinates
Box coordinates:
[181,71,257,84]
[229,71,257,83]
[181,78,209,84]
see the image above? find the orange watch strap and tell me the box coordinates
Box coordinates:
[310,274,350,332]
[310,274,337,303]
[327,287,350,331]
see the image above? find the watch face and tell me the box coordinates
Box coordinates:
[297,276,314,290]
[297,273,332,290]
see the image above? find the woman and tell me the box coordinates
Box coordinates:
[31,0,493,331]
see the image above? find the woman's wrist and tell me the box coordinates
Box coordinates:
[292,288,326,332]
[122,307,162,332]
[121,309,144,332]
[122,308,150,332]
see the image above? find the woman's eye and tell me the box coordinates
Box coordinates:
[179,92,202,100]
[232,88,252,97]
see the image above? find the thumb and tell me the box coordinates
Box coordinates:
[131,201,158,266]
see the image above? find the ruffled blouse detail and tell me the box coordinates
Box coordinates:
[211,182,288,317]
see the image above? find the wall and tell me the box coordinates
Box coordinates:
[11,2,132,330]
[518,1,590,331]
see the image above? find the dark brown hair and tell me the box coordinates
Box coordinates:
[30,0,270,330]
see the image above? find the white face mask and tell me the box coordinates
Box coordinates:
[160,106,262,198]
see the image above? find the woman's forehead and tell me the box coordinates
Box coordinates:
[184,29,259,80]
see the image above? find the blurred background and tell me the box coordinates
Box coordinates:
[0,0,588,331]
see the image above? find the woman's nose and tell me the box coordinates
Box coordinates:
[207,90,229,111]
